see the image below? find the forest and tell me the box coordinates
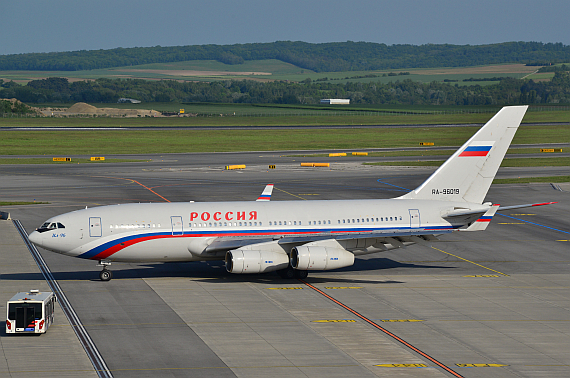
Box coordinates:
[1,72,570,109]
[1,41,570,72]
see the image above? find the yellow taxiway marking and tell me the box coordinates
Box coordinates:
[498,222,527,225]
[463,274,501,278]
[265,287,303,290]
[375,363,428,367]
[273,186,307,200]
[431,246,510,276]
[380,319,424,322]
[107,364,359,372]
[557,240,569,242]
[298,193,320,196]
[510,214,535,215]
[456,363,508,367]
[312,319,357,323]
[324,286,363,289]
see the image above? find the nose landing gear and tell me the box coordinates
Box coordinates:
[97,260,113,281]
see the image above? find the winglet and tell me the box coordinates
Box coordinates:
[256,184,274,201]
[460,204,500,231]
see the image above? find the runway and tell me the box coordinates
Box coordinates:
[0,152,569,378]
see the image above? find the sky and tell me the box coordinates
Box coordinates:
[1,0,569,55]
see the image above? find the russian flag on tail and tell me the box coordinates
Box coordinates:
[459,145,493,157]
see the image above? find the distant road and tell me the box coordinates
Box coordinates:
[1,122,568,131]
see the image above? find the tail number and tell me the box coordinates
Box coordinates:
[433,188,460,195]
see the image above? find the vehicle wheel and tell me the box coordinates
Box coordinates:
[294,270,308,279]
[100,269,113,281]
[277,267,296,279]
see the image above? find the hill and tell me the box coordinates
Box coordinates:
[1,41,570,73]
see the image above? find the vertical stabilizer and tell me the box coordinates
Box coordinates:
[399,106,527,204]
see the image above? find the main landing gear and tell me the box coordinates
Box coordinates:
[98,260,113,281]
[277,266,308,279]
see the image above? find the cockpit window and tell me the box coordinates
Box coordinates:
[37,221,62,233]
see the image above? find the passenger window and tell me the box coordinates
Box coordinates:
[110,225,113,229]
[269,221,272,225]
[343,219,346,223]
[390,217,393,221]
[328,220,331,224]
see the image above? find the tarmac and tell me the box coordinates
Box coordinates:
[0,220,97,378]
[0,151,569,378]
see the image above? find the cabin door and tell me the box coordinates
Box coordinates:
[171,216,183,236]
[89,217,102,237]
[409,209,420,228]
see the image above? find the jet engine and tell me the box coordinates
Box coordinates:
[225,249,289,274]
[290,246,354,271]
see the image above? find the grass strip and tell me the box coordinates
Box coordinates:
[364,157,570,167]
[0,201,50,206]
[290,148,564,158]
[493,176,570,184]
[0,125,568,155]
[1,109,569,127]
[0,158,149,164]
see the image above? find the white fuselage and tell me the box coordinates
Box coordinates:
[28,198,480,263]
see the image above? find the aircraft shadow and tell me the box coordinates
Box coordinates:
[0,257,453,284]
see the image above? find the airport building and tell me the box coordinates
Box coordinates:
[320,98,350,105]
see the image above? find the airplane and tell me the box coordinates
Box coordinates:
[28,105,555,281]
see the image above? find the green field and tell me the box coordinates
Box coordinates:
[493,176,570,184]
[0,60,546,85]
[1,124,568,155]
[2,105,570,127]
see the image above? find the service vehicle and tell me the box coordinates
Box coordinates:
[6,290,56,334]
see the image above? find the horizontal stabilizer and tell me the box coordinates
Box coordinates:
[497,202,557,211]
[460,204,500,231]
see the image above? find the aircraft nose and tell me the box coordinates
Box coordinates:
[28,230,43,246]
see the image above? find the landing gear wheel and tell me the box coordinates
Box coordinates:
[294,270,308,279]
[100,269,113,281]
[277,267,296,279]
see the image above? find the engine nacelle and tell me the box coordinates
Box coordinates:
[225,249,289,274]
[290,246,354,271]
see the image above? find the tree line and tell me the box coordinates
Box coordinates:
[2,72,570,107]
[1,41,570,73]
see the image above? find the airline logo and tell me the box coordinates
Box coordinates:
[459,142,494,157]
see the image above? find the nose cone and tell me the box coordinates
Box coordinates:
[28,231,43,246]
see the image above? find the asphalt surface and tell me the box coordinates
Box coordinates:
[0,151,569,378]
